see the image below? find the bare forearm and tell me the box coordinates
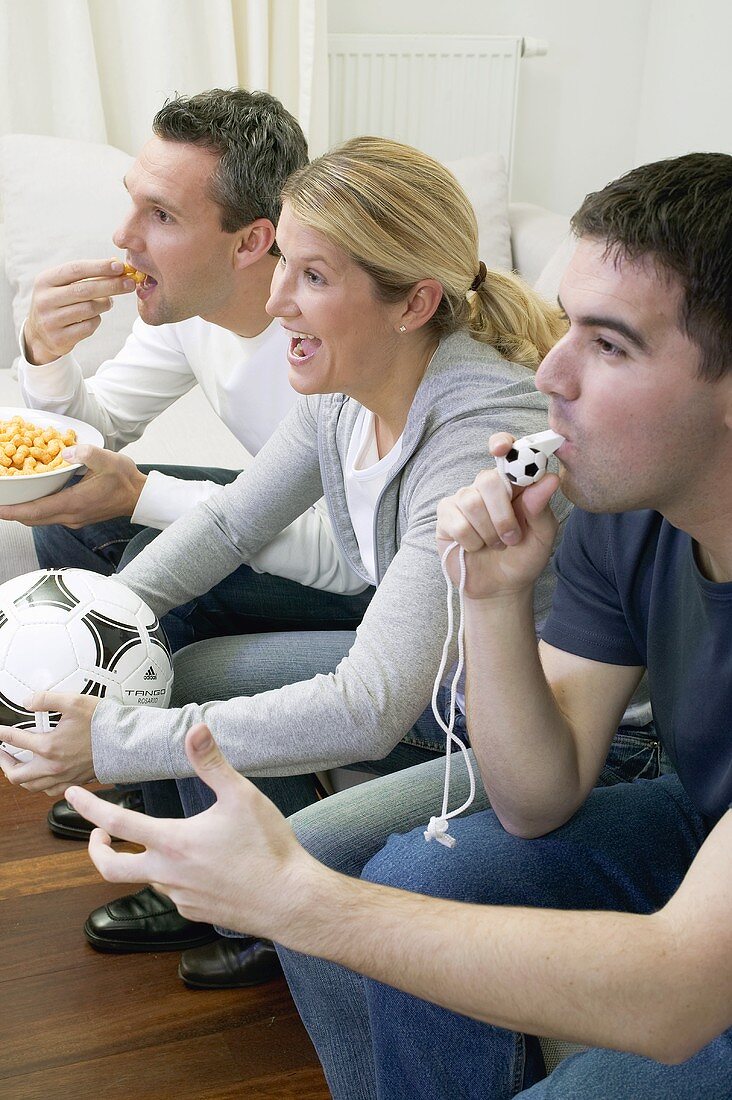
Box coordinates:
[74,733,731,1070]
[280,863,714,1064]
[464,591,583,834]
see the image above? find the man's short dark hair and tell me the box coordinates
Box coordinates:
[153,87,308,251]
[571,153,732,381]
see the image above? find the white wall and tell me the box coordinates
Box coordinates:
[636,0,732,165]
[328,0,731,215]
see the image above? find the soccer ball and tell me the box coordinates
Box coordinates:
[0,568,173,758]
[499,444,549,488]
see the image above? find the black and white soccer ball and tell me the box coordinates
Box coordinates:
[499,444,549,488]
[0,568,173,740]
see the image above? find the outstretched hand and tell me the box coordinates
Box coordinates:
[436,433,560,599]
[66,724,315,940]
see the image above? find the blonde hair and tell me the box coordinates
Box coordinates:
[281,137,566,367]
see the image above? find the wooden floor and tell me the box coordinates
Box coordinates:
[0,778,330,1099]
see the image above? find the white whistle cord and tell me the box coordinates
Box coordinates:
[423,541,476,849]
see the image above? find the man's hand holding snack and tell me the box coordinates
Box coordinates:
[0,692,99,797]
[24,259,137,366]
[435,432,560,599]
[66,725,317,940]
[0,445,147,527]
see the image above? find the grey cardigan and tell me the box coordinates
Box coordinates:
[92,331,568,782]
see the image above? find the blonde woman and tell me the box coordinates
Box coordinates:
[3,139,580,986]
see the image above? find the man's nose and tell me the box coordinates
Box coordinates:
[112,211,141,253]
[535,335,578,400]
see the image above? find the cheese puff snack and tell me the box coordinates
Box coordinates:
[122,262,147,286]
[0,416,76,477]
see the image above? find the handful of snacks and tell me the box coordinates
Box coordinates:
[0,416,77,477]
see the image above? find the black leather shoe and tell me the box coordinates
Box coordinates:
[178,935,283,989]
[48,786,145,839]
[84,886,217,953]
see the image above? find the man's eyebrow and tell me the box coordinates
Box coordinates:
[121,175,184,218]
[557,295,649,352]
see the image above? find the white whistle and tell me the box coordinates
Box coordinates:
[495,430,565,493]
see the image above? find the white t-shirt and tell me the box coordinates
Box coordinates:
[344,406,403,584]
[18,316,366,594]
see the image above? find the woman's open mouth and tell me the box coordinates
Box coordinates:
[288,331,322,364]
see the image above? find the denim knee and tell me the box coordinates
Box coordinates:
[288,790,391,877]
[289,799,347,868]
[169,643,208,706]
[361,778,703,915]
[521,1029,732,1099]
[360,810,531,906]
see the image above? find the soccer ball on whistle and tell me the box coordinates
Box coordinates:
[0,568,173,762]
[494,430,565,493]
[499,443,549,488]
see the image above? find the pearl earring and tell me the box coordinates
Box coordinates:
[399,325,407,333]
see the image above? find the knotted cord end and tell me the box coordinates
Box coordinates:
[423,815,457,849]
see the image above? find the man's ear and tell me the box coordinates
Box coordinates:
[397,279,443,333]
[233,219,276,269]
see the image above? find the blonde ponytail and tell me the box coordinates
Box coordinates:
[467,271,568,368]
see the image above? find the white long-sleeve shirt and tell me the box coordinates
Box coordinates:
[18,315,366,594]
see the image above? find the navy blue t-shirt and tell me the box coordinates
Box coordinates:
[542,508,732,821]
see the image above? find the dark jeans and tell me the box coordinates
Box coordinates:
[279,770,724,1100]
[363,774,727,1099]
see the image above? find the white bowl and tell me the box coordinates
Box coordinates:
[0,407,104,506]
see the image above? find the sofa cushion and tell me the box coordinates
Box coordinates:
[444,153,512,273]
[0,133,138,377]
[534,233,578,302]
[507,202,571,289]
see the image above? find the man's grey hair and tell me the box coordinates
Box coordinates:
[153,87,308,253]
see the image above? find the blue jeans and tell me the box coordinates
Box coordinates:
[276,755,727,1100]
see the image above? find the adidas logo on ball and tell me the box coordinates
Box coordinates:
[143,665,157,681]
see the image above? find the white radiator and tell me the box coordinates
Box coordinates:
[328,34,547,182]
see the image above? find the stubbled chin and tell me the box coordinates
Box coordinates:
[136,298,168,327]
